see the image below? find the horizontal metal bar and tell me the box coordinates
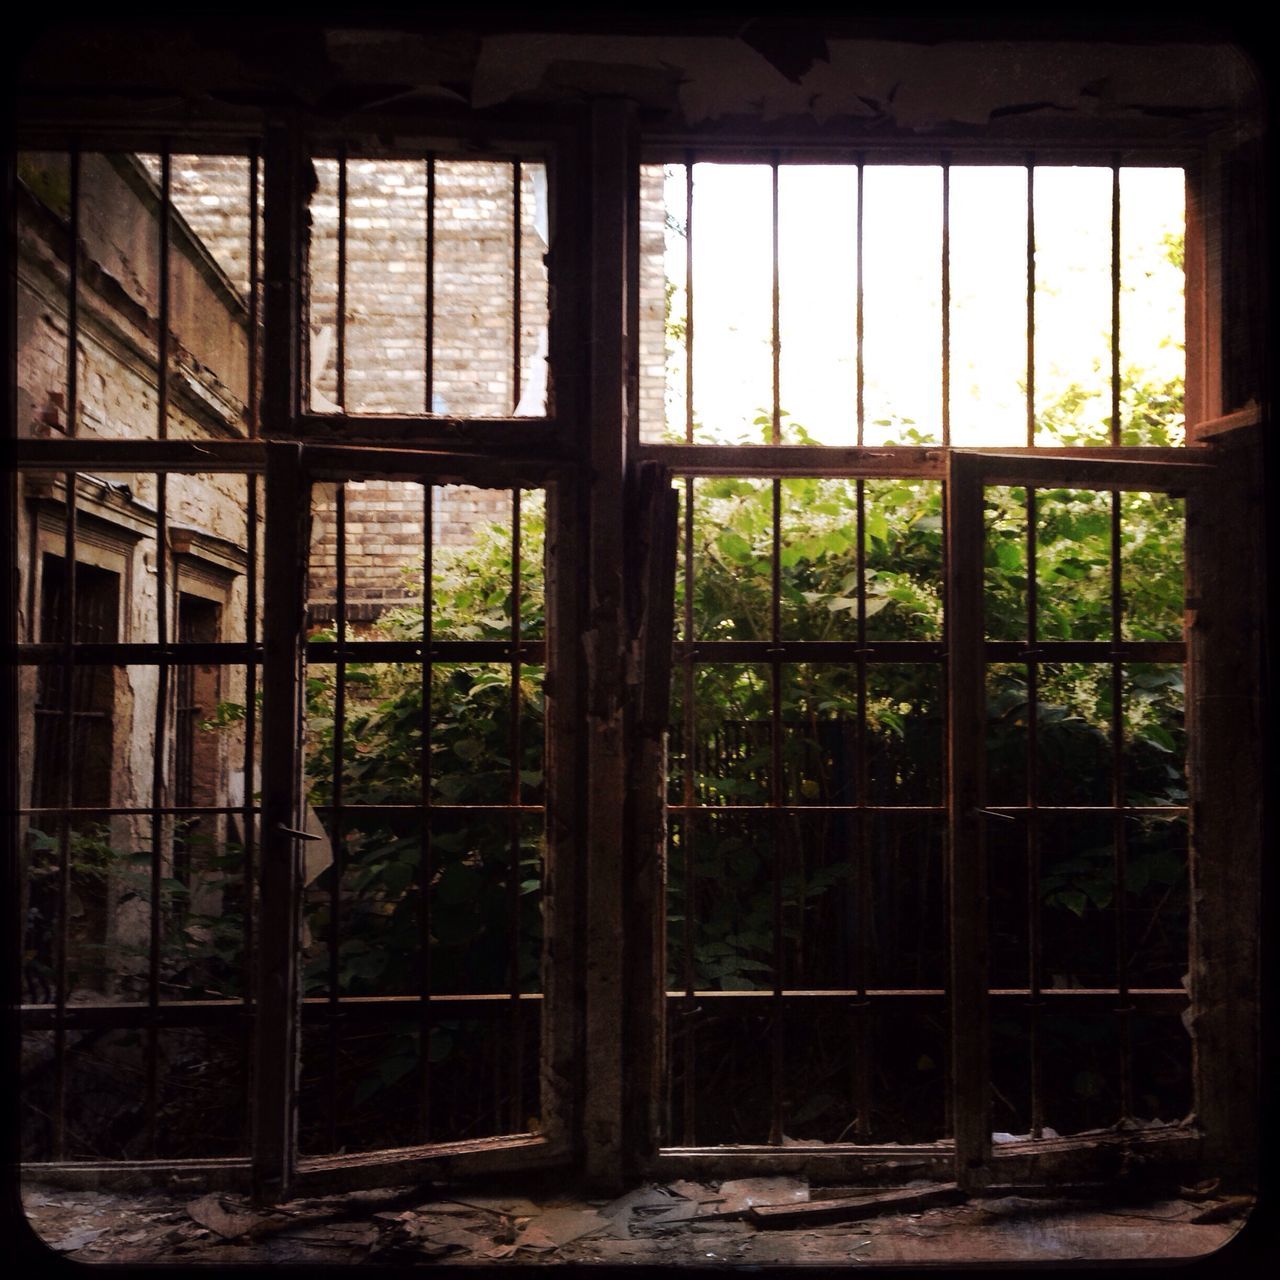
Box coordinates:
[15,642,261,665]
[984,641,1185,663]
[663,988,1185,1003]
[305,640,545,664]
[19,805,259,818]
[680,640,947,663]
[971,805,1189,817]
[309,803,544,816]
[290,418,567,457]
[21,993,544,1030]
[966,453,1212,490]
[643,442,1207,480]
[640,139,1202,166]
[642,444,947,478]
[667,804,945,816]
[21,985,1186,1031]
[15,439,267,473]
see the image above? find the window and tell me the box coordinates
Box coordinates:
[9,35,1263,1210]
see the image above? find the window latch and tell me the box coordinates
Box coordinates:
[972,807,1016,822]
[275,823,322,841]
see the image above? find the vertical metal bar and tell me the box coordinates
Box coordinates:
[769,156,785,1143]
[853,478,872,1138]
[1026,156,1036,448]
[424,156,435,414]
[581,98,634,1190]
[51,470,78,1158]
[1111,159,1122,447]
[513,160,523,415]
[336,147,347,413]
[680,476,696,1144]
[248,145,260,439]
[241,145,262,1145]
[684,156,694,445]
[241,144,261,1145]
[940,465,953,1142]
[66,146,80,438]
[157,149,171,440]
[768,154,778,1146]
[508,489,524,1129]
[856,158,865,448]
[1111,488,1132,1120]
[941,157,951,447]
[50,146,82,1159]
[1026,488,1044,1139]
[254,121,308,1199]
[326,483,347,1151]
[241,471,259,1148]
[771,156,781,447]
[948,452,991,1191]
[147,149,172,1154]
[418,482,434,1139]
[146,470,168,1157]
[1110,160,1130,1123]
[769,478,783,1146]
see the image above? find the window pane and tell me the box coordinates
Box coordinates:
[863,166,943,444]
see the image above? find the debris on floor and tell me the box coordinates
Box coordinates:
[19,1175,1253,1266]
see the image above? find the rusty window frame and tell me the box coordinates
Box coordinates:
[631,143,1233,1187]
[7,113,1259,1198]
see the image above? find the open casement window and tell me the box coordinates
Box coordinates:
[945,449,1211,1189]
[254,443,576,1193]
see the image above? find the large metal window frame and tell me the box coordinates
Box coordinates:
[6,111,1260,1198]
[627,140,1259,1190]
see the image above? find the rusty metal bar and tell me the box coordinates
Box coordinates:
[581,97,634,1190]
[15,439,267,471]
[304,639,544,662]
[508,488,524,1130]
[941,156,951,447]
[1111,157,1121,448]
[768,478,784,1145]
[248,144,260,439]
[856,156,864,447]
[149,149,173,1159]
[1111,488,1133,1121]
[1026,155,1035,448]
[244,144,261,1132]
[513,160,522,414]
[854,477,872,1138]
[336,146,347,413]
[424,156,435,414]
[158,148,171,440]
[940,466,953,1141]
[50,468,78,1158]
[240,471,259,1149]
[19,984,1188,1031]
[146,468,168,1157]
[947,452,991,1190]
[254,439,308,1202]
[65,145,80,437]
[685,155,694,445]
[771,155,780,447]
[325,482,347,1151]
[1026,487,1044,1139]
[417,481,433,1140]
[680,476,697,1144]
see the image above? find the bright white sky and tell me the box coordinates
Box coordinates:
[656,164,1184,447]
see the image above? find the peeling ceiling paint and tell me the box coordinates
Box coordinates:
[472,36,1257,128]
